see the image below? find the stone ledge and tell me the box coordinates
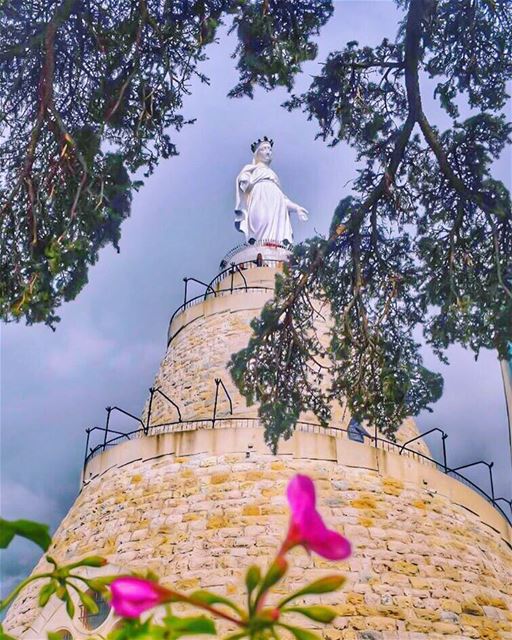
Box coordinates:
[82,426,511,543]
[168,287,272,344]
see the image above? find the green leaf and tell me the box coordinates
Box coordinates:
[145,569,160,582]
[283,606,337,623]
[38,582,56,607]
[0,518,51,551]
[190,590,242,615]
[85,575,117,590]
[162,614,216,637]
[222,634,248,640]
[245,565,261,594]
[278,625,321,640]
[105,618,154,640]
[0,623,18,640]
[77,589,99,614]
[64,591,75,619]
[278,575,346,608]
[72,555,107,568]
[259,557,288,594]
[47,633,66,640]
[55,584,66,600]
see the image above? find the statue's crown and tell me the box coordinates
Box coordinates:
[251,136,274,153]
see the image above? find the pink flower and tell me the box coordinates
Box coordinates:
[110,576,171,618]
[283,474,351,560]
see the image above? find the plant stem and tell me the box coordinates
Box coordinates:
[0,573,52,611]
[174,592,245,628]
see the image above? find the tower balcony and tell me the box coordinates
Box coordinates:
[81,415,512,534]
[79,241,512,530]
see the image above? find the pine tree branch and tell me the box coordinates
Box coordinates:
[255,0,427,339]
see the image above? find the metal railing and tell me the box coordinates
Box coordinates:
[208,259,286,292]
[212,378,233,426]
[146,387,182,432]
[167,258,288,341]
[220,240,289,266]
[81,415,511,526]
[167,285,274,341]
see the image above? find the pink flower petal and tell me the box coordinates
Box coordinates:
[110,577,168,618]
[287,475,316,513]
[285,474,351,560]
[307,523,352,560]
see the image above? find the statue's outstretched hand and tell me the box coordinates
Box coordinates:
[286,198,309,221]
[297,207,309,221]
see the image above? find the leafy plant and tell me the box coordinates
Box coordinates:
[0,517,52,552]
[0,475,349,640]
[0,0,332,326]
[229,0,512,449]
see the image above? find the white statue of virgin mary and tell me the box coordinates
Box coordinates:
[234,137,308,245]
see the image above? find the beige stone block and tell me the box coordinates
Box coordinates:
[365,616,398,632]
[459,614,485,628]
[415,609,441,622]
[390,561,418,576]
[336,604,357,616]
[440,599,463,614]
[6,422,512,638]
[381,478,404,496]
[475,594,508,609]
[405,619,432,633]
[461,601,484,616]
[375,606,406,620]
[350,496,377,510]
[242,505,261,516]
[210,472,230,484]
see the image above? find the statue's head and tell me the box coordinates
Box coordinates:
[251,136,273,165]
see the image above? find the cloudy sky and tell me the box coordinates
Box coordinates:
[1,1,511,595]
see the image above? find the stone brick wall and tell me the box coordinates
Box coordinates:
[6,260,508,640]
[142,265,430,456]
[144,301,261,424]
[5,431,511,640]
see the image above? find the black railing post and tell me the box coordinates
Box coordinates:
[146,387,155,435]
[212,379,220,428]
[374,424,378,447]
[233,263,248,291]
[449,460,498,506]
[489,462,495,503]
[103,407,112,450]
[442,433,448,472]
[217,378,233,415]
[230,265,234,293]
[183,278,188,305]
[83,428,91,475]
[183,277,216,300]
[399,428,448,470]
[152,387,182,422]
[108,406,145,430]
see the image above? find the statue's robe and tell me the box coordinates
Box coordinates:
[235,163,293,244]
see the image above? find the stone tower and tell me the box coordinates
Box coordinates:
[5,241,512,640]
